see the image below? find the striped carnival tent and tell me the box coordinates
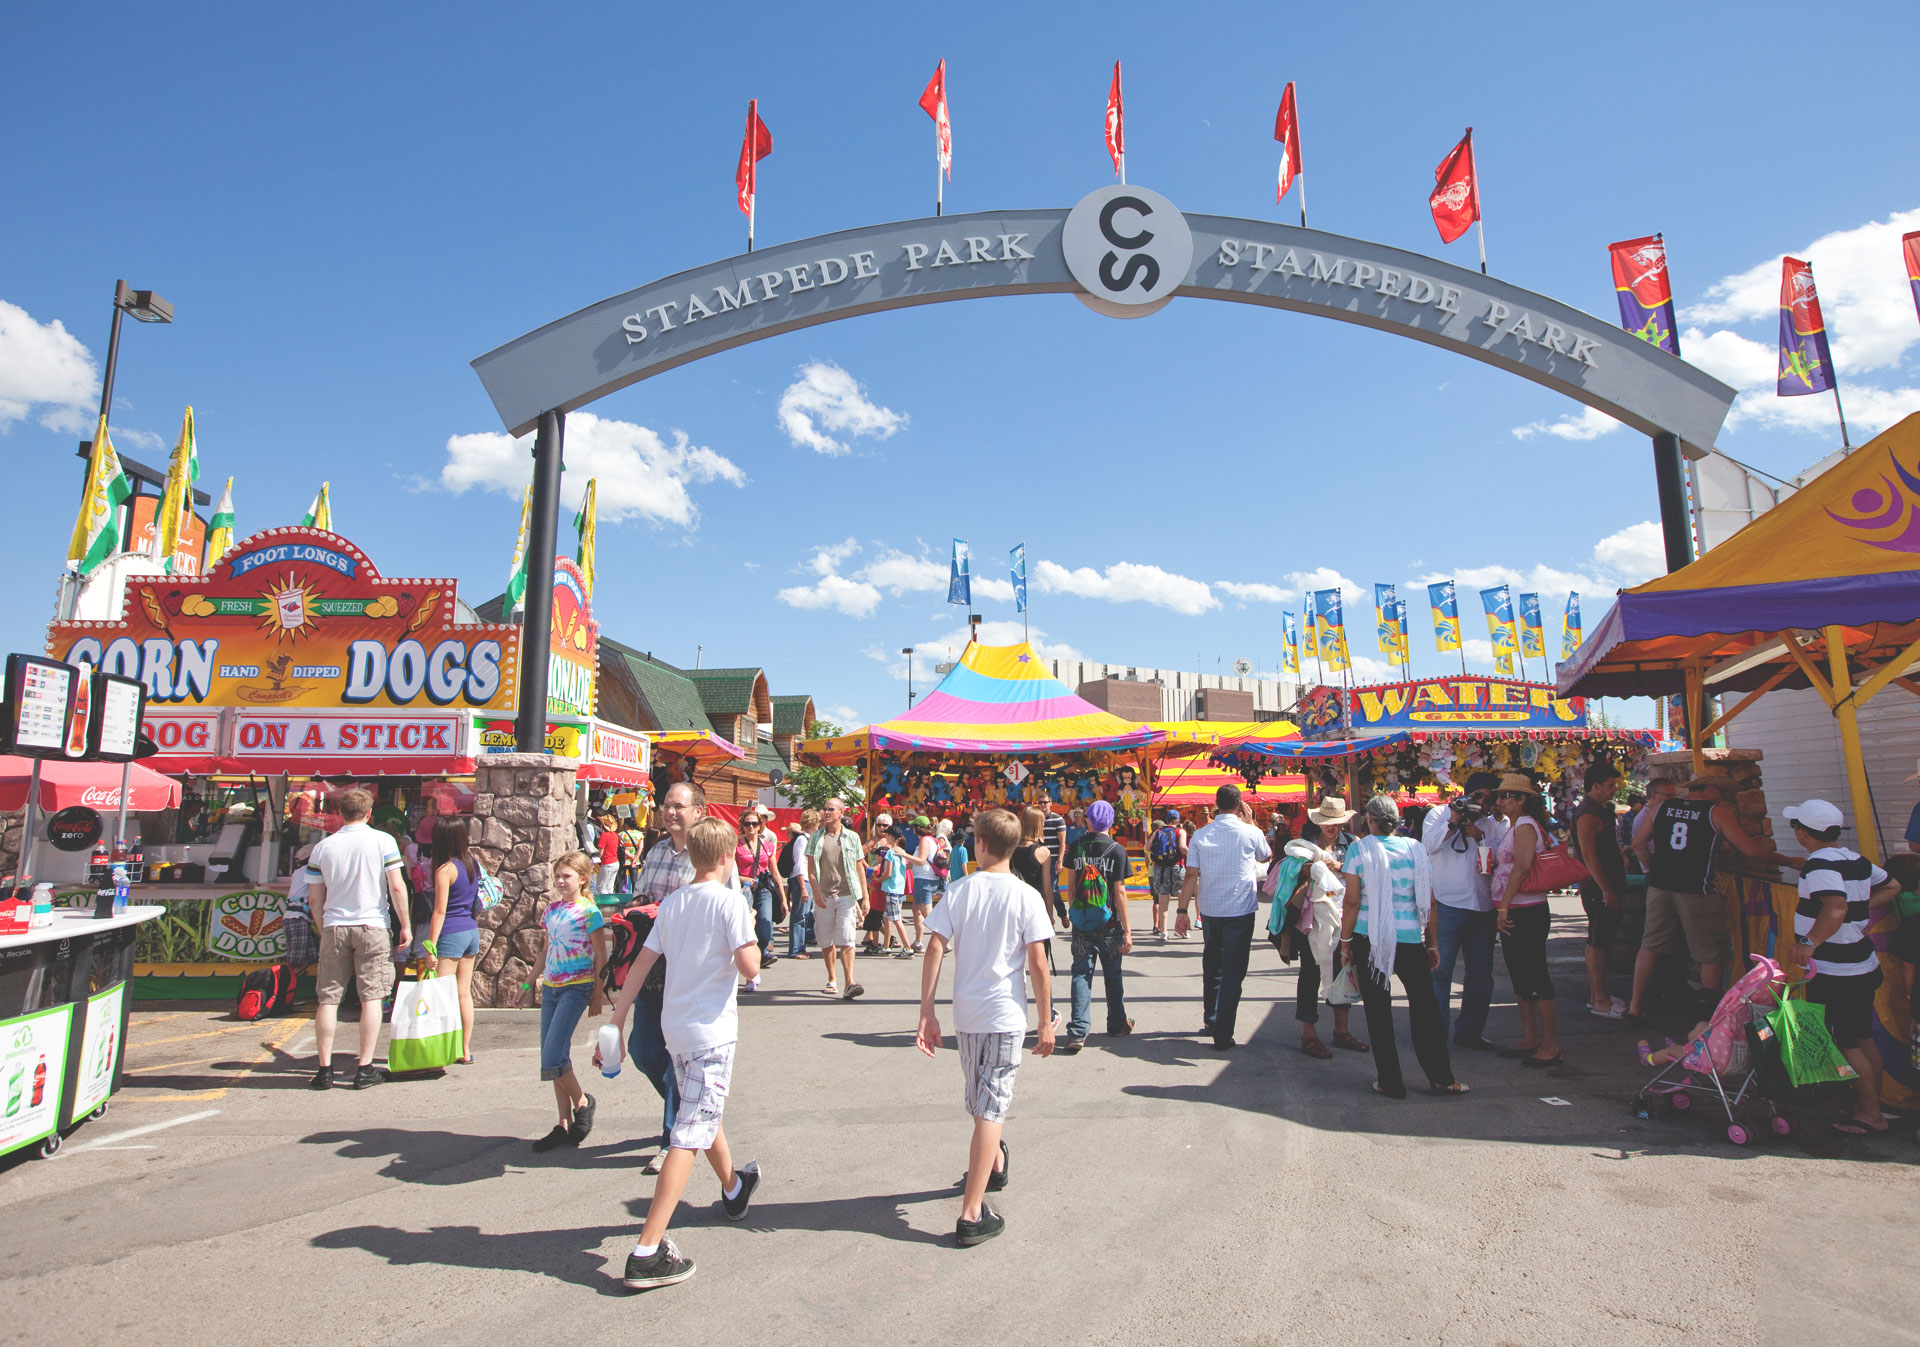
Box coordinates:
[795,640,1169,765]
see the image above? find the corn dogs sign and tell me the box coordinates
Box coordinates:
[46,527,521,712]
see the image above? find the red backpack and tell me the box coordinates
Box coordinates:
[234,964,300,1021]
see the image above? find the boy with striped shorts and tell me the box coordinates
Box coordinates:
[916,808,1055,1246]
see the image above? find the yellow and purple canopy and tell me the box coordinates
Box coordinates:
[796,641,1166,765]
[1562,411,1920,697]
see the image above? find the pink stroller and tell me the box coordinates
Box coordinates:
[1633,954,1792,1145]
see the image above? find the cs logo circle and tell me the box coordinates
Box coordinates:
[1062,184,1192,319]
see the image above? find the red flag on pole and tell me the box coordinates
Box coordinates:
[1104,61,1125,180]
[920,60,951,181]
[1274,81,1302,204]
[735,99,772,217]
[1428,128,1479,244]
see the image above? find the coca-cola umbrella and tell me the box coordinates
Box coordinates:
[0,755,182,813]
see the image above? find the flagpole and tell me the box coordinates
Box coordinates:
[748,192,755,254]
[1298,173,1308,229]
[1476,217,1487,276]
[1119,150,1126,187]
[936,139,944,217]
[1832,383,1853,451]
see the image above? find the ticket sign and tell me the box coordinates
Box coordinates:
[3,654,75,757]
[47,526,522,713]
[87,671,146,762]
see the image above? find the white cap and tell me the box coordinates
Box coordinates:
[1783,799,1844,833]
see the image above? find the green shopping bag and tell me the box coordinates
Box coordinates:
[387,969,463,1073]
[1767,983,1858,1087]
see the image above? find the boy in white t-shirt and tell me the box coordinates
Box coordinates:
[917,808,1055,1247]
[603,817,761,1290]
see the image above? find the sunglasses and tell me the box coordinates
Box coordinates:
[1496,790,1527,800]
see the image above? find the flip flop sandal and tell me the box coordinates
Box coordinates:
[1521,1053,1564,1068]
[1332,1033,1370,1053]
[1430,1082,1470,1096]
[1371,1081,1407,1099]
[1830,1119,1890,1137]
[1301,1039,1334,1060]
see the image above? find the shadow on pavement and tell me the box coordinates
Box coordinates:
[301,1128,654,1184]
[311,1221,636,1294]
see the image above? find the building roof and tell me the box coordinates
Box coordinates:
[771,695,815,739]
[599,637,713,734]
[685,667,772,722]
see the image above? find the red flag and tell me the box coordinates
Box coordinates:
[735,99,772,216]
[920,60,951,180]
[1428,128,1479,244]
[1104,61,1124,174]
[1273,81,1302,202]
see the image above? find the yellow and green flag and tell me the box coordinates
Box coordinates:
[154,406,199,572]
[69,414,132,576]
[573,477,598,599]
[301,482,332,531]
[505,484,532,612]
[205,476,236,569]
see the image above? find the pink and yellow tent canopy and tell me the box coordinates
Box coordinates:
[796,641,1168,766]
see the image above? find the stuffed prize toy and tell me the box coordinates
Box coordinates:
[1045,775,1067,804]
[929,775,953,806]
[880,761,908,796]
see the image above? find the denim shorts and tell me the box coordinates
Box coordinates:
[538,981,593,1080]
[435,927,480,960]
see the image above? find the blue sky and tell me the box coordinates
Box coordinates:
[5,3,1917,731]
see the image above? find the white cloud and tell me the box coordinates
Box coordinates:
[776,361,907,456]
[439,410,743,528]
[1215,580,1291,605]
[818,704,863,729]
[1034,560,1218,615]
[1512,405,1625,442]
[776,539,1010,618]
[871,621,1085,683]
[1673,208,1920,440]
[0,299,98,434]
[1415,519,1666,609]
[861,547,1014,602]
[1590,521,1665,584]
[1279,568,1367,607]
[115,427,165,452]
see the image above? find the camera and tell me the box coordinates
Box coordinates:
[1450,797,1489,824]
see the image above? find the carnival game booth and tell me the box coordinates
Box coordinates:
[795,641,1175,843]
[1146,721,1310,821]
[44,527,523,995]
[1560,411,1920,1109]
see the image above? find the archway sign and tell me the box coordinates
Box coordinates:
[473,185,1737,749]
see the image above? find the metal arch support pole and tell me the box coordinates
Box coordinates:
[515,410,564,752]
[1652,432,1693,573]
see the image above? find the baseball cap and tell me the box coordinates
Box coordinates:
[1086,799,1115,830]
[1584,761,1622,788]
[1783,799,1844,833]
[1165,809,1180,822]
[1364,794,1401,824]
[912,815,931,829]
[1463,772,1501,795]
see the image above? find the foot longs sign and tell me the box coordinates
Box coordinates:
[47,527,521,712]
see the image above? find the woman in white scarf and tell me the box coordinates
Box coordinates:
[1285,807,1368,1059]
[1338,795,1467,1099]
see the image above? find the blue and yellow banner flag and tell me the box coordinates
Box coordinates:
[1428,580,1461,653]
[1374,583,1407,662]
[1281,610,1300,675]
[1313,588,1350,673]
[1778,256,1836,396]
[1561,591,1583,660]
[1480,584,1518,676]
[1395,597,1411,660]
[1518,591,1545,658]
[948,537,971,606]
[1608,234,1680,357]
[1010,543,1028,614]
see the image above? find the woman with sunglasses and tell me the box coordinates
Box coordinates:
[1491,774,1561,1066]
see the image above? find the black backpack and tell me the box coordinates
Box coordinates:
[778,836,798,880]
[235,963,300,1021]
[601,904,664,997]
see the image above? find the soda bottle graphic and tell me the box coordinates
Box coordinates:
[66,669,92,758]
[30,1056,45,1108]
[5,1063,23,1118]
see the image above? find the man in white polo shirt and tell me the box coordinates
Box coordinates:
[1176,783,1272,1051]
[306,788,411,1090]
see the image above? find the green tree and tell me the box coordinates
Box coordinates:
[779,719,866,812]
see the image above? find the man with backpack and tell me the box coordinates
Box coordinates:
[1148,809,1188,942]
[1059,799,1134,1054]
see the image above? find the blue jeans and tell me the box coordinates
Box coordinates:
[751,884,775,957]
[1068,923,1128,1039]
[1432,903,1497,1042]
[627,992,677,1137]
[787,877,813,957]
[538,982,592,1081]
[1202,913,1257,1046]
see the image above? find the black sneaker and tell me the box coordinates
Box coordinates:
[762,953,779,967]
[352,1065,384,1089]
[988,1140,1009,1191]
[532,1124,575,1153]
[956,1205,1005,1247]
[309,1066,334,1090]
[1109,1018,1136,1037]
[569,1093,597,1142]
[720,1160,761,1221]
[621,1237,695,1290]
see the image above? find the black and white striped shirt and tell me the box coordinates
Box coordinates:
[1795,847,1886,977]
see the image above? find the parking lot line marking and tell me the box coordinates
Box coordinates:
[134,1023,269,1049]
[59,1108,221,1157]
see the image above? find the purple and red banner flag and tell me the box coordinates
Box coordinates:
[1904,231,1920,328]
[1429,129,1478,244]
[1608,234,1680,357]
[1777,255,1835,396]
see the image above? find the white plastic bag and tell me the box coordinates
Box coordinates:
[387,972,462,1072]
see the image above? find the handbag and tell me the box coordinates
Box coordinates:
[1324,963,1362,1006]
[1766,983,1858,1087]
[1519,842,1589,894]
[387,969,463,1073]
[475,860,505,910]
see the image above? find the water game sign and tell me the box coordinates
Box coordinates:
[48,527,521,712]
[1348,676,1586,730]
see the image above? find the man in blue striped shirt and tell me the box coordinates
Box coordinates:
[1782,799,1900,1137]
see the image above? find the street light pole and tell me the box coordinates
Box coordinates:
[77,279,174,495]
[903,647,915,708]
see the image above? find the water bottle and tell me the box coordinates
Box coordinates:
[30,883,53,930]
[597,1023,623,1078]
[111,862,130,917]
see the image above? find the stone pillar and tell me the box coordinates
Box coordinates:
[468,752,579,1008]
[1644,746,1776,881]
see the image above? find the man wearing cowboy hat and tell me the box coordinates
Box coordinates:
[1626,770,1790,1021]
[1177,784,1273,1050]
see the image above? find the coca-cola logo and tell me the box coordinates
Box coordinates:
[47,806,103,852]
[78,787,125,809]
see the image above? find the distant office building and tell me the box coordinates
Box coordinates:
[1046,658,1297,723]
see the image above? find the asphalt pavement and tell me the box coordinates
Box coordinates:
[4,896,1917,1346]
